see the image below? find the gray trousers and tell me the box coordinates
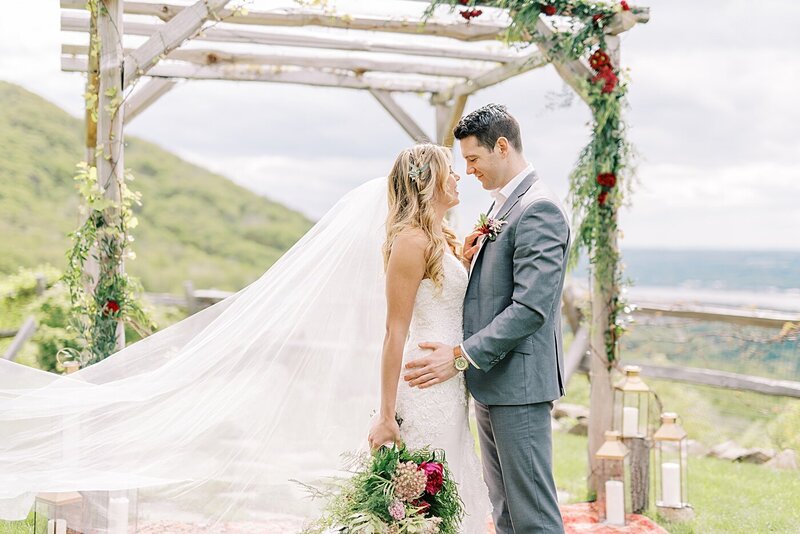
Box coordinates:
[474,400,564,534]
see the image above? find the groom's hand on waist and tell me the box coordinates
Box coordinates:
[403,342,459,389]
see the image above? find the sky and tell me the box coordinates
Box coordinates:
[1,0,798,250]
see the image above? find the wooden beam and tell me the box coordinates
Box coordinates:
[434,94,467,147]
[63,44,486,79]
[2,316,37,361]
[563,324,590,386]
[95,0,126,351]
[431,50,548,105]
[61,14,520,64]
[61,0,508,42]
[633,304,799,330]
[628,362,800,399]
[534,17,595,106]
[121,0,231,89]
[123,78,178,123]
[63,56,454,94]
[369,89,431,143]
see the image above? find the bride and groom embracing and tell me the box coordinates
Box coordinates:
[0,104,569,533]
[368,103,570,533]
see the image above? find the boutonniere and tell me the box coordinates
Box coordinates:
[474,213,508,242]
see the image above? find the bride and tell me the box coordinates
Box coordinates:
[368,144,490,531]
[0,144,489,531]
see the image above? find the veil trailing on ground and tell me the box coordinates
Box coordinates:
[0,177,390,529]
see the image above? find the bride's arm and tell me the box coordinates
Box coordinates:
[368,230,427,449]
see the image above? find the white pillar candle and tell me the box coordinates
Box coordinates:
[605,480,625,526]
[47,519,67,534]
[622,406,639,437]
[108,496,130,534]
[661,462,682,507]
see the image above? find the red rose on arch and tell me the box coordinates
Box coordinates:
[419,461,444,495]
[589,49,611,71]
[592,13,604,24]
[459,0,469,4]
[598,191,609,206]
[103,299,121,316]
[596,172,617,188]
[592,66,618,94]
[621,1,631,11]
[542,5,557,16]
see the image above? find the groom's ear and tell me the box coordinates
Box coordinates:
[495,137,510,156]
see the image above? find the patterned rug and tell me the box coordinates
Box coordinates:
[137,503,669,533]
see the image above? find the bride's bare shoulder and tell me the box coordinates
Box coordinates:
[388,228,428,269]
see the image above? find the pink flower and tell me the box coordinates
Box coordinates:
[419,462,444,495]
[388,499,405,520]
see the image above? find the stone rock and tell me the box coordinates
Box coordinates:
[739,448,776,464]
[551,417,563,432]
[686,439,710,457]
[708,440,750,461]
[568,417,589,436]
[552,402,590,420]
[766,449,798,470]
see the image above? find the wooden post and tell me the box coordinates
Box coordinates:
[435,95,467,148]
[625,436,650,513]
[587,33,623,497]
[94,0,126,351]
[2,316,37,362]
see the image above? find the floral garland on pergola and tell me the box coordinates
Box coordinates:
[428,0,634,364]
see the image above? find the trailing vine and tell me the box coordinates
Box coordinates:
[427,0,637,364]
[63,0,154,368]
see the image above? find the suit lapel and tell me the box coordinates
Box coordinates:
[468,171,538,283]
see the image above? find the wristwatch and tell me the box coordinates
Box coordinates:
[453,345,469,372]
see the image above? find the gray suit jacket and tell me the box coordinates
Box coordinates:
[463,171,570,406]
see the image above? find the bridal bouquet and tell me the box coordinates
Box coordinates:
[302,443,463,534]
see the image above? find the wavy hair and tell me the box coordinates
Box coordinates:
[383,143,461,292]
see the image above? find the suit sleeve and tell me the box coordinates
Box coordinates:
[462,200,569,372]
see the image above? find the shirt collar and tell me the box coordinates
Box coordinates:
[492,163,534,203]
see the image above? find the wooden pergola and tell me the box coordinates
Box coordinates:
[59,0,649,495]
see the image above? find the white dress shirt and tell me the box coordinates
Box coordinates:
[461,163,534,370]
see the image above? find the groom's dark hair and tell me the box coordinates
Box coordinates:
[453,103,523,152]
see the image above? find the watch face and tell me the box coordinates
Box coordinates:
[455,357,469,371]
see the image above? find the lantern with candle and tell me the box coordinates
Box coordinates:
[612,365,652,438]
[653,412,694,519]
[80,489,139,534]
[595,430,631,526]
[33,492,82,534]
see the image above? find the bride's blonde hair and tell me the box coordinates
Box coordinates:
[383,143,461,292]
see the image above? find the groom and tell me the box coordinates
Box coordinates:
[405,104,569,533]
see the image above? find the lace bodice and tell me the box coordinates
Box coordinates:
[407,252,469,348]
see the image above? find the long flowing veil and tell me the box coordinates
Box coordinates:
[0,177,389,529]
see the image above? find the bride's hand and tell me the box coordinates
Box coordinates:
[462,230,482,266]
[368,415,401,450]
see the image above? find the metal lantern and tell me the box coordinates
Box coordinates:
[80,489,140,534]
[612,365,652,438]
[653,412,690,510]
[33,492,82,534]
[595,430,631,526]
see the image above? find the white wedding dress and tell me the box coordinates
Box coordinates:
[0,177,491,531]
[396,252,491,533]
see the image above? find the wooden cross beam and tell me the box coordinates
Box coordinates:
[121,0,232,89]
[60,0,507,42]
[62,44,488,80]
[61,14,521,64]
[62,56,454,94]
[123,78,178,123]
[370,89,432,143]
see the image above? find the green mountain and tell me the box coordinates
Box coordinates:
[0,81,313,292]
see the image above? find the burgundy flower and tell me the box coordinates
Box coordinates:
[589,49,611,71]
[412,498,431,515]
[459,0,469,4]
[596,172,617,188]
[103,299,121,316]
[621,1,631,11]
[419,461,444,495]
[592,66,618,93]
[543,5,557,16]
[592,13,604,24]
[598,191,609,205]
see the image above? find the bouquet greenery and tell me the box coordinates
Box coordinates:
[303,443,464,534]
